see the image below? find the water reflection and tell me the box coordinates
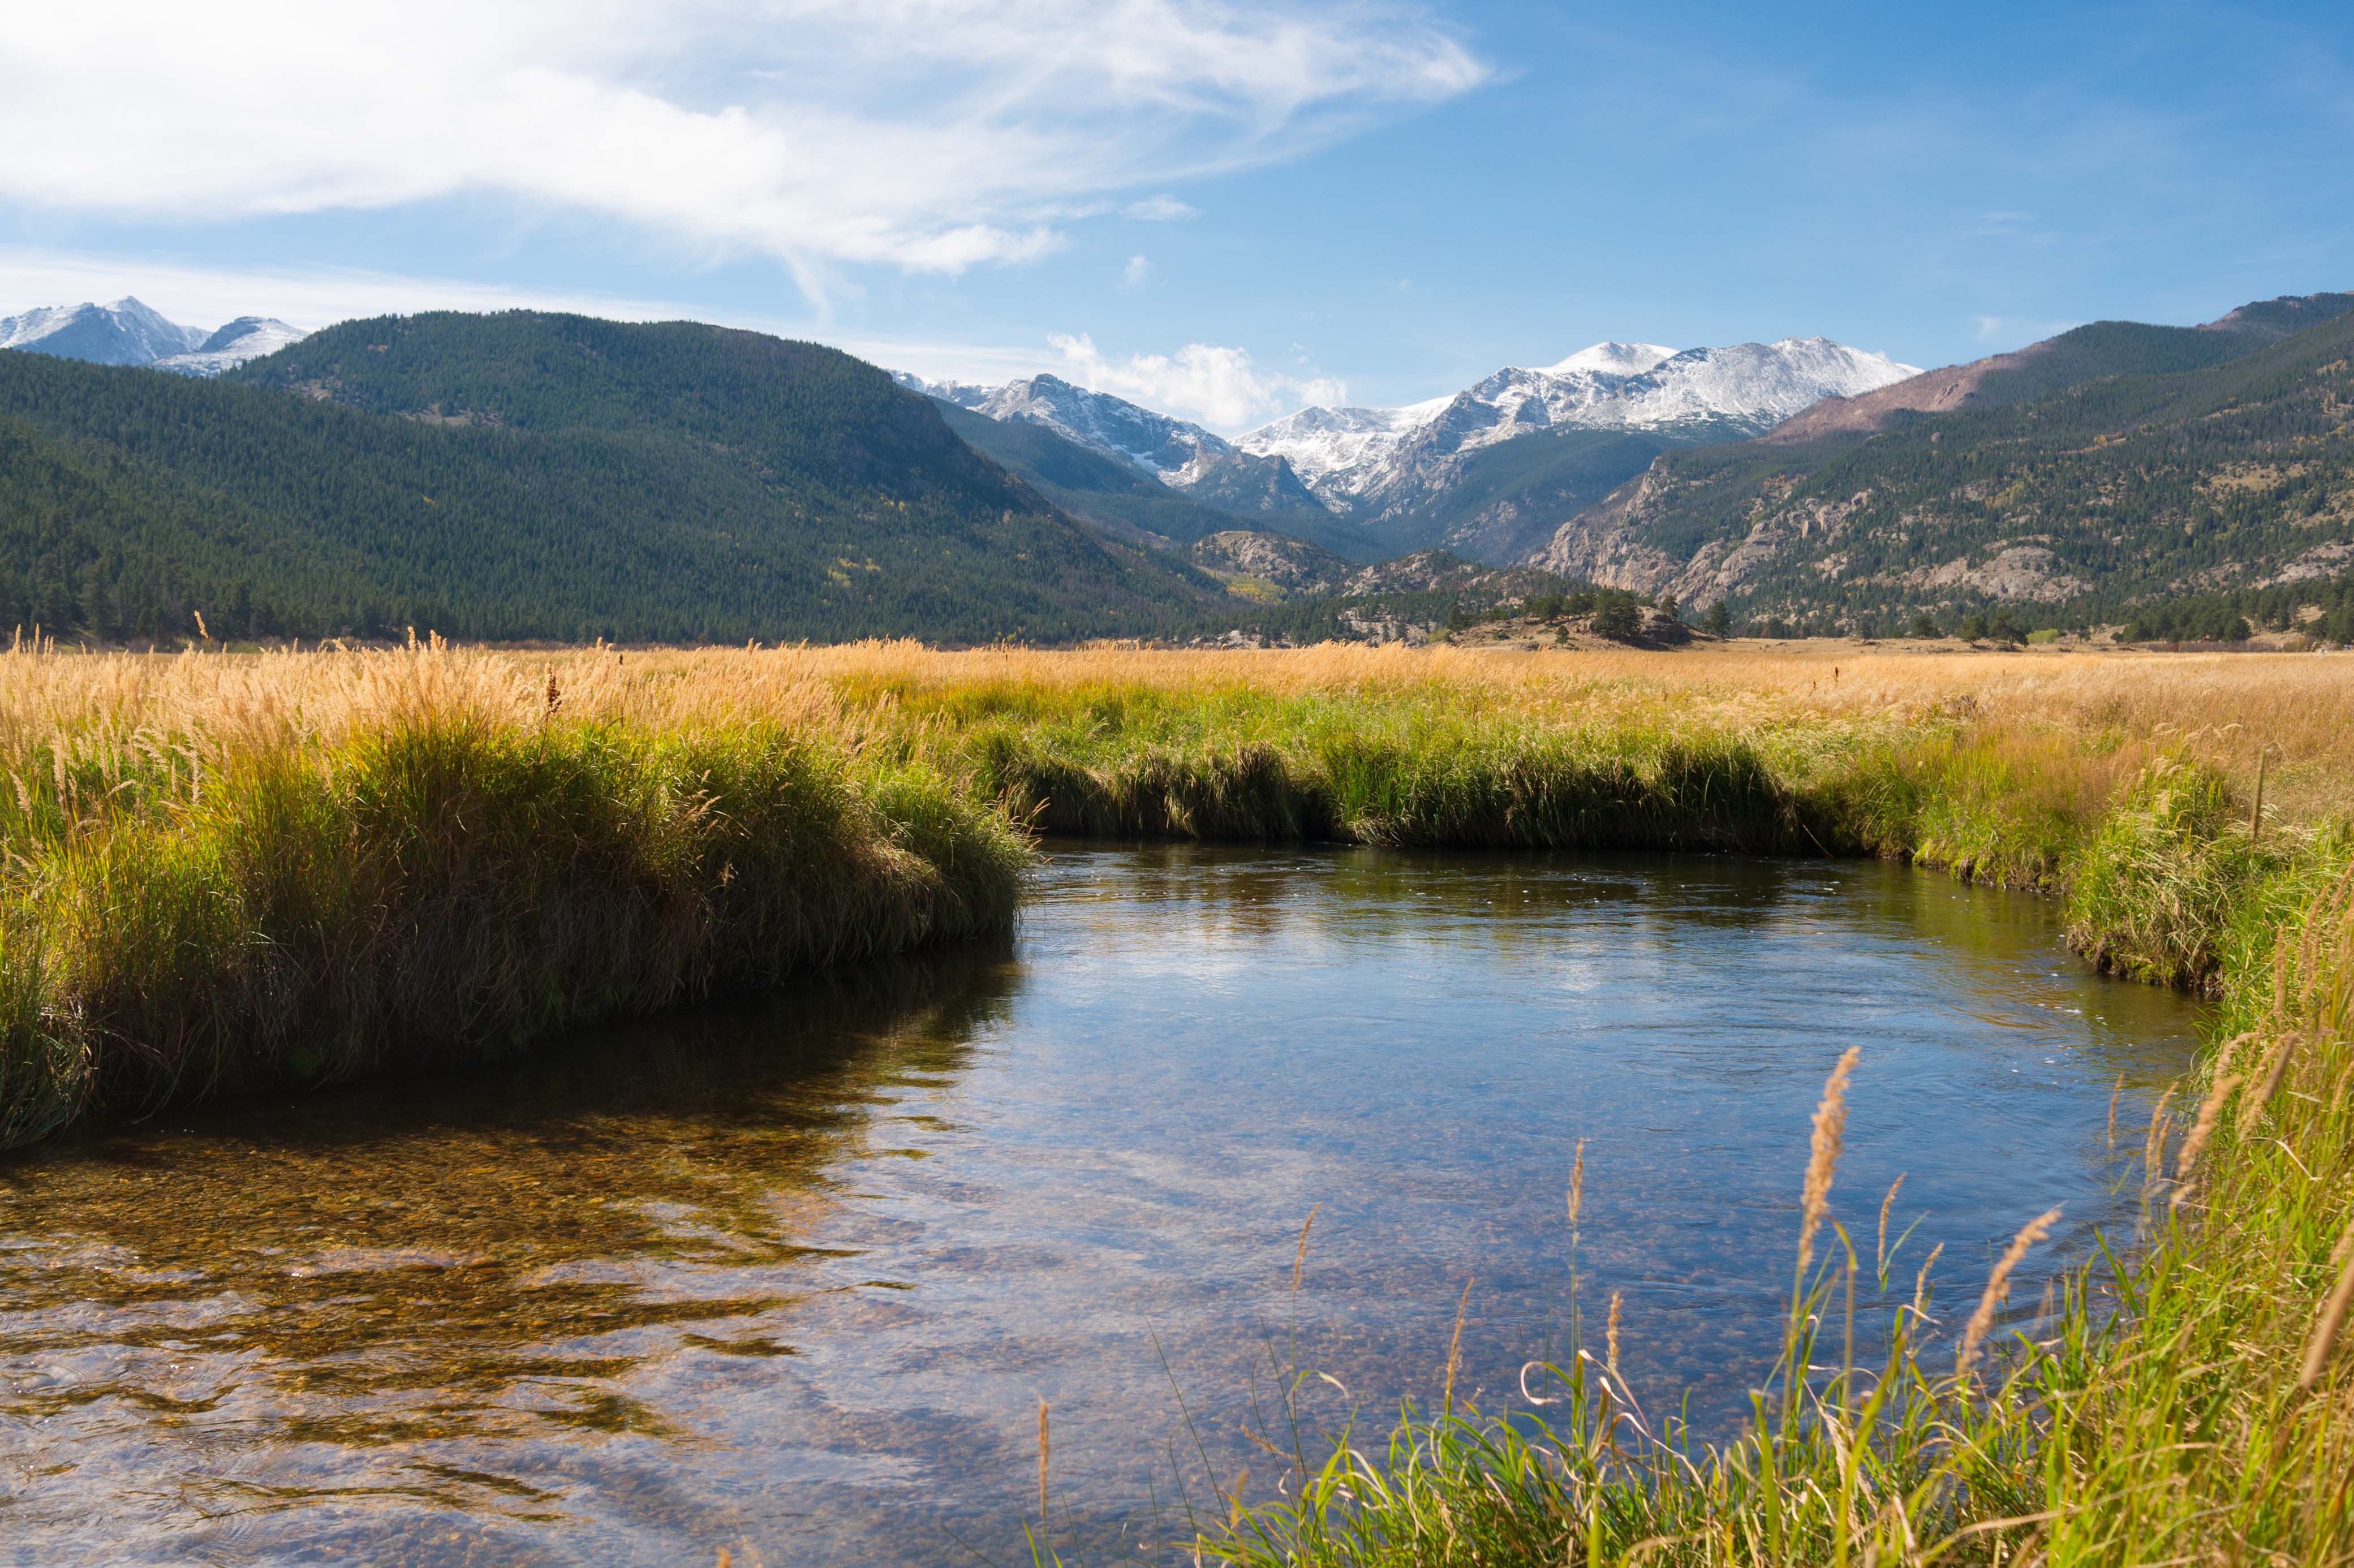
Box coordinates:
[0,849,2204,1566]
[0,947,1015,1558]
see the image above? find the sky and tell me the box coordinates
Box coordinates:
[3,0,2352,432]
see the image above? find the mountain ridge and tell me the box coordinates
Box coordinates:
[1238,336,1918,512]
[899,334,1916,566]
[0,311,1226,644]
[1526,291,2354,628]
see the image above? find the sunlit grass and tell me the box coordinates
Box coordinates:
[5,636,2353,1562]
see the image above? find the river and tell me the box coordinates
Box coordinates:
[0,847,2205,1565]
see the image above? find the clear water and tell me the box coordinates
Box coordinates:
[0,848,2205,1565]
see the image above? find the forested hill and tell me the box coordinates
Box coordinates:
[0,312,1220,644]
[1531,292,2354,630]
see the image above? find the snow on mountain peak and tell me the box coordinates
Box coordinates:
[1,296,304,373]
[1237,335,1921,504]
[1540,341,1678,377]
[152,317,311,376]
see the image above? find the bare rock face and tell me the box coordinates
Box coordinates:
[1189,531,1352,593]
[1759,354,2030,443]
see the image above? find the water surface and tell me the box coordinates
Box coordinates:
[0,848,2205,1565]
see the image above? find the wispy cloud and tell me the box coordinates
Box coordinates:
[1124,195,1200,221]
[1969,312,2081,346]
[1120,255,1153,290]
[0,1,1483,305]
[1048,331,1343,429]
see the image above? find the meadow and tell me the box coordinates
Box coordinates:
[1,635,2350,1562]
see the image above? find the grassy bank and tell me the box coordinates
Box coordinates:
[0,640,1026,1148]
[828,647,2334,992]
[5,639,2342,1133]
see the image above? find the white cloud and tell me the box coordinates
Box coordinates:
[1124,195,1200,221]
[0,243,1349,430]
[0,1,1482,304]
[1969,312,2080,346]
[1048,331,1343,429]
[1121,255,1153,290]
[0,245,711,333]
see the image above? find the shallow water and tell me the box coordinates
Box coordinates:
[0,847,2205,1565]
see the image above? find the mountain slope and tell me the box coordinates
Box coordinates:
[1765,294,2354,443]
[895,371,1344,532]
[0,313,1220,644]
[929,398,1258,547]
[1348,423,1729,561]
[906,377,1372,556]
[1529,294,2354,626]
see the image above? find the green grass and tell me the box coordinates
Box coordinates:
[0,714,1026,1148]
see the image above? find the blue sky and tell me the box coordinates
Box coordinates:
[4,0,2351,430]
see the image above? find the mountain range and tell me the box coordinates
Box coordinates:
[1527,292,2354,631]
[896,336,1916,564]
[0,312,1227,644]
[0,297,307,376]
[3,285,2349,645]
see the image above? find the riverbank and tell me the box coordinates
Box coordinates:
[0,640,1026,1147]
[3,638,2348,1561]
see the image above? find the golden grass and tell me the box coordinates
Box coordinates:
[11,639,2347,834]
[0,636,1028,1146]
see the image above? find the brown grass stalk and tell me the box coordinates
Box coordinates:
[1799,1047,1862,1280]
[1037,1398,1050,1522]
[2302,1218,2354,1394]
[2170,1073,2240,1214]
[1568,1139,1586,1231]
[1443,1277,1472,1417]
[1956,1208,2062,1381]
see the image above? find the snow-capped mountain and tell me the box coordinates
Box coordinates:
[153,316,310,376]
[1,297,206,366]
[896,369,1226,481]
[0,297,306,375]
[1239,337,1920,507]
[1241,398,1454,496]
[892,369,1331,518]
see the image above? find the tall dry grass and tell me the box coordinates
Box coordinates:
[0,637,1026,1147]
